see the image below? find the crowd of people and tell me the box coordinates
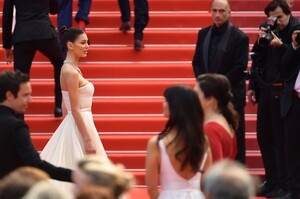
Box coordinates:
[1,0,300,198]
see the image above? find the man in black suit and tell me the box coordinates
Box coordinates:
[2,0,64,117]
[279,27,300,199]
[0,70,72,182]
[247,1,299,197]
[192,0,249,164]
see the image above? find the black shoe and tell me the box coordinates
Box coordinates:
[257,181,276,197]
[134,39,145,51]
[54,107,62,118]
[265,188,287,198]
[119,22,130,32]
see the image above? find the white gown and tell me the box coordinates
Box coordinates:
[158,140,206,199]
[41,82,107,195]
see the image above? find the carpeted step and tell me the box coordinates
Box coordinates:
[246,151,264,168]
[0,63,254,79]
[0,0,298,12]
[41,13,299,29]
[28,80,196,96]
[94,169,265,186]
[0,63,196,78]
[107,152,264,170]
[32,133,259,152]
[32,133,259,151]
[0,46,257,62]
[25,115,257,133]
[246,134,259,150]
[0,30,259,45]
[26,80,255,97]
[82,30,259,45]
[3,13,300,29]
[26,97,258,115]
[124,170,265,185]
[33,134,155,152]
[46,13,298,29]
[81,0,299,12]
[0,47,196,62]
[69,0,283,12]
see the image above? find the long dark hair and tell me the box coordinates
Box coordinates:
[158,85,206,173]
[60,26,86,51]
[196,73,239,131]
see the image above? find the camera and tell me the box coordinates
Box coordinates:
[259,16,279,47]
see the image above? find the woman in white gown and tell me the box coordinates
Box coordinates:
[41,27,107,195]
[146,85,212,199]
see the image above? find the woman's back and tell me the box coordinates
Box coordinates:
[158,135,206,199]
[146,85,210,199]
[205,121,237,162]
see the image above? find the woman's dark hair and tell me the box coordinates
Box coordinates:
[265,0,291,16]
[196,73,239,131]
[158,85,206,173]
[60,26,86,50]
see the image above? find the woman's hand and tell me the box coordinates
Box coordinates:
[84,139,96,154]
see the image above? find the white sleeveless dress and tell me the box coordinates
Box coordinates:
[41,82,107,195]
[158,139,206,199]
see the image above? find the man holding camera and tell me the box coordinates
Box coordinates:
[247,1,299,198]
[279,27,300,199]
[192,0,249,164]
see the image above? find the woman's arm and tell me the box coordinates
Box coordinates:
[63,68,96,154]
[146,136,160,199]
[202,145,213,173]
[61,99,67,118]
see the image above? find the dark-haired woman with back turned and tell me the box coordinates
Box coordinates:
[41,27,107,196]
[194,73,238,162]
[146,85,212,199]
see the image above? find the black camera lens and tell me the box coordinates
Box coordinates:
[296,32,300,45]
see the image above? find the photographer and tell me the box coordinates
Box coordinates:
[280,27,300,198]
[247,1,299,198]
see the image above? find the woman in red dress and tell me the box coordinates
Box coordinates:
[194,74,238,162]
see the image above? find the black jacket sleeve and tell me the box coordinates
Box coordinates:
[225,32,249,86]
[49,0,59,15]
[192,30,203,78]
[2,0,14,49]
[282,44,299,70]
[13,121,72,182]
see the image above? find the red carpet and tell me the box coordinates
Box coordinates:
[0,0,272,191]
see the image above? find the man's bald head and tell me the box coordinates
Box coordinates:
[211,0,231,27]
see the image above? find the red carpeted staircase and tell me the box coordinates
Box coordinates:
[1,0,300,198]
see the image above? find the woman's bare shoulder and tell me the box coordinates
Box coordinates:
[61,64,79,79]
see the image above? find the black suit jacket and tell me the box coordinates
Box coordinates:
[192,21,249,108]
[0,105,71,181]
[2,0,59,49]
[280,44,300,118]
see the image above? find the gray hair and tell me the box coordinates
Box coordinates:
[203,159,256,199]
